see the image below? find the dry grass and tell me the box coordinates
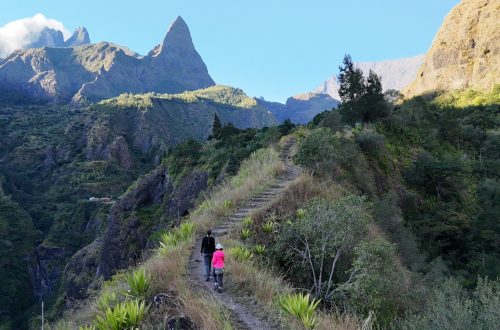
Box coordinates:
[192,147,286,233]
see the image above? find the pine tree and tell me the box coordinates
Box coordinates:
[212,113,222,139]
[366,70,382,96]
[338,54,366,103]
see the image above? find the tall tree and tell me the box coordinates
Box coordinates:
[211,113,222,139]
[338,54,366,103]
[365,70,382,96]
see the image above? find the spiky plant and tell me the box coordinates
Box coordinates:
[278,293,320,329]
[240,228,252,240]
[242,216,253,227]
[229,246,254,262]
[125,268,150,298]
[262,220,276,234]
[254,244,267,255]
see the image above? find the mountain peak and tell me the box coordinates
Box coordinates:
[64,27,91,47]
[158,16,194,56]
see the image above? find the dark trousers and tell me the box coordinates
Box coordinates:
[203,253,213,278]
[214,268,224,288]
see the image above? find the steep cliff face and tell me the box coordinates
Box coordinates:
[62,165,208,297]
[405,0,500,96]
[0,17,215,103]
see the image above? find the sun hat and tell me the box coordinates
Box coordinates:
[216,243,223,250]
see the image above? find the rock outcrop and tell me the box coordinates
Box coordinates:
[98,166,207,278]
[0,16,215,103]
[405,0,500,96]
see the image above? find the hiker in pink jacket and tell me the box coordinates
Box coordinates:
[212,243,225,292]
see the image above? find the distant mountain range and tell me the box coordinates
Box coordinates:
[0,17,214,103]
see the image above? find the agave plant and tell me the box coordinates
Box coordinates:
[242,216,253,227]
[223,199,234,209]
[229,246,254,262]
[94,299,147,330]
[178,221,195,240]
[125,268,150,298]
[262,220,276,234]
[296,208,307,219]
[254,244,266,255]
[79,325,96,330]
[278,292,320,329]
[240,228,252,240]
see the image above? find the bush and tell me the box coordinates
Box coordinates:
[294,128,336,175]
[278,293,320,329]
[275,196,370,299]
[356,131,386,157]
[398,277,500,330]
[125,269,150,298]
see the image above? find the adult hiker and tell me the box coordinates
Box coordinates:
[212,243,225,293]
[200,229,215,281]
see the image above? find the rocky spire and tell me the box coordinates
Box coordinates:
[157,16,195,57]
[64,27,91,47]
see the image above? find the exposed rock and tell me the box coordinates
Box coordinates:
[32,244,71,300]
[64,27,91,47]
[0,17,214,103]
[405,0,500,96]
[109,136,133,169]
[98,165,208,278]
[60,240,102,299]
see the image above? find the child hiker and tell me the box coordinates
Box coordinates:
[212,243,225,292]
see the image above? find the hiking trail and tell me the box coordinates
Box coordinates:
[187,140,300,329]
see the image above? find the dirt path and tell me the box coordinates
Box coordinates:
[187,141,300,329]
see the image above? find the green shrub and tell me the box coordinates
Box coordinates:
[240,228,252,240]
[262,220,276,234]
[94,299,147,330]
[278,293,320,329]
[229,246,254,262]
[242,216,253,227]
[254,244,267,255]
[125,269,150,298]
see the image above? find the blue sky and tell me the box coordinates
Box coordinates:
[2,0,459,102]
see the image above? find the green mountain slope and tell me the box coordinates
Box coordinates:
[0,85,276,327]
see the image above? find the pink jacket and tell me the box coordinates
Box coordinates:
[212,250,225,269]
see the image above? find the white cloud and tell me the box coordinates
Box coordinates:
[0,13,71,58]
